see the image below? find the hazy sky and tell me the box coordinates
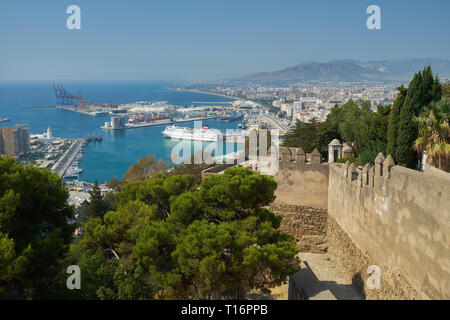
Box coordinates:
[1,0,449,80]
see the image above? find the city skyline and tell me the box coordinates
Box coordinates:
[1,0,450,81]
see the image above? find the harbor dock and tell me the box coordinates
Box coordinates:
[51,139,84,177]
[100,115,223,130]
[57,105,108,116]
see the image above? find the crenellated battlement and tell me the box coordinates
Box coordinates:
[256,143,449,299]
[278,147,325,170]
[204,142,450,299]
[274,147,329,209]
[328,152,450,299]
[340,153,396,188]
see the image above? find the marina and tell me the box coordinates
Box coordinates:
[51,139,85,177]
[0,82,243,183]
[50,135,102,179]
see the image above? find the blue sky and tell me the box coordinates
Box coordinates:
[1,0,449,80]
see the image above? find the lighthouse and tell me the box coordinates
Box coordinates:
[46,126,52,141]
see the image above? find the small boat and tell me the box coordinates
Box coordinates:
[0,117,11,123]
[70,167,83,174]
[64,171,78,178]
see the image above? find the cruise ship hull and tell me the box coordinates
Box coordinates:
[162,125,246,142]
[162,132,220,142]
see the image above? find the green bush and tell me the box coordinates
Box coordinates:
[336,157,363,166]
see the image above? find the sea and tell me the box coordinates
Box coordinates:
[0,81,243,183]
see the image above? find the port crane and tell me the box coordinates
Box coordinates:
[53,83,77,107]
[52,84,94,110]
[76,90,91,110]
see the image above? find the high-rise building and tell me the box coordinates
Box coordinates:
[0,124,30,157]
[15,124,30,154]
[1,127,20,157]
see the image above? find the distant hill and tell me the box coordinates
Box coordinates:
[240,59,450,82]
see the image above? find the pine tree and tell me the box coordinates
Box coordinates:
[387,66,442,166]
[408,71,424,115]
[0,157,74,299]
[442,80,450,98]
[396,95,419,167]
[386,85,406,158]
[422,65,441,106]
[395,72,424,167]
[422,65,434,106]
[431,75,442,102]
[88,180,108,219]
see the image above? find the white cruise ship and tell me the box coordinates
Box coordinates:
[162,125,248,142]
[162,125,222,142]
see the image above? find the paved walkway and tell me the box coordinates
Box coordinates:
[297,252,363,300]
[248,252,363,300]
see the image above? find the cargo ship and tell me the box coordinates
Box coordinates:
[162,125,247,142]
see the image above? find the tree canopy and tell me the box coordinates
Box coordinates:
[283,65,445,169]
[67,166,299,300]
[390,66,442,167]
[442,80,450,98]
[0,157,74,299]
[121,155,168,184]
[413,98,450,172]
[283,99,389,160]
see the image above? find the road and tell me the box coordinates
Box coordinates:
[52,139,84,177]
[247,114,290,134]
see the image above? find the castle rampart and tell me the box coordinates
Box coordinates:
[328,154,450,299]
[274,147,329,209]
[203,143,450,299]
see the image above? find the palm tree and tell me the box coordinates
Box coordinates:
[414,106,450,172]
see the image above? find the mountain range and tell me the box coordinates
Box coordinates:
[240,59,450,82]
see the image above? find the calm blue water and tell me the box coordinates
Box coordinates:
[0,81,242,183]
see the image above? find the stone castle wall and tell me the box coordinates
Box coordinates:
[326,216,419,299]
[269,202,328,253]
[203,147,450,299]
[328,155,450,299]
[274,147,329,209]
